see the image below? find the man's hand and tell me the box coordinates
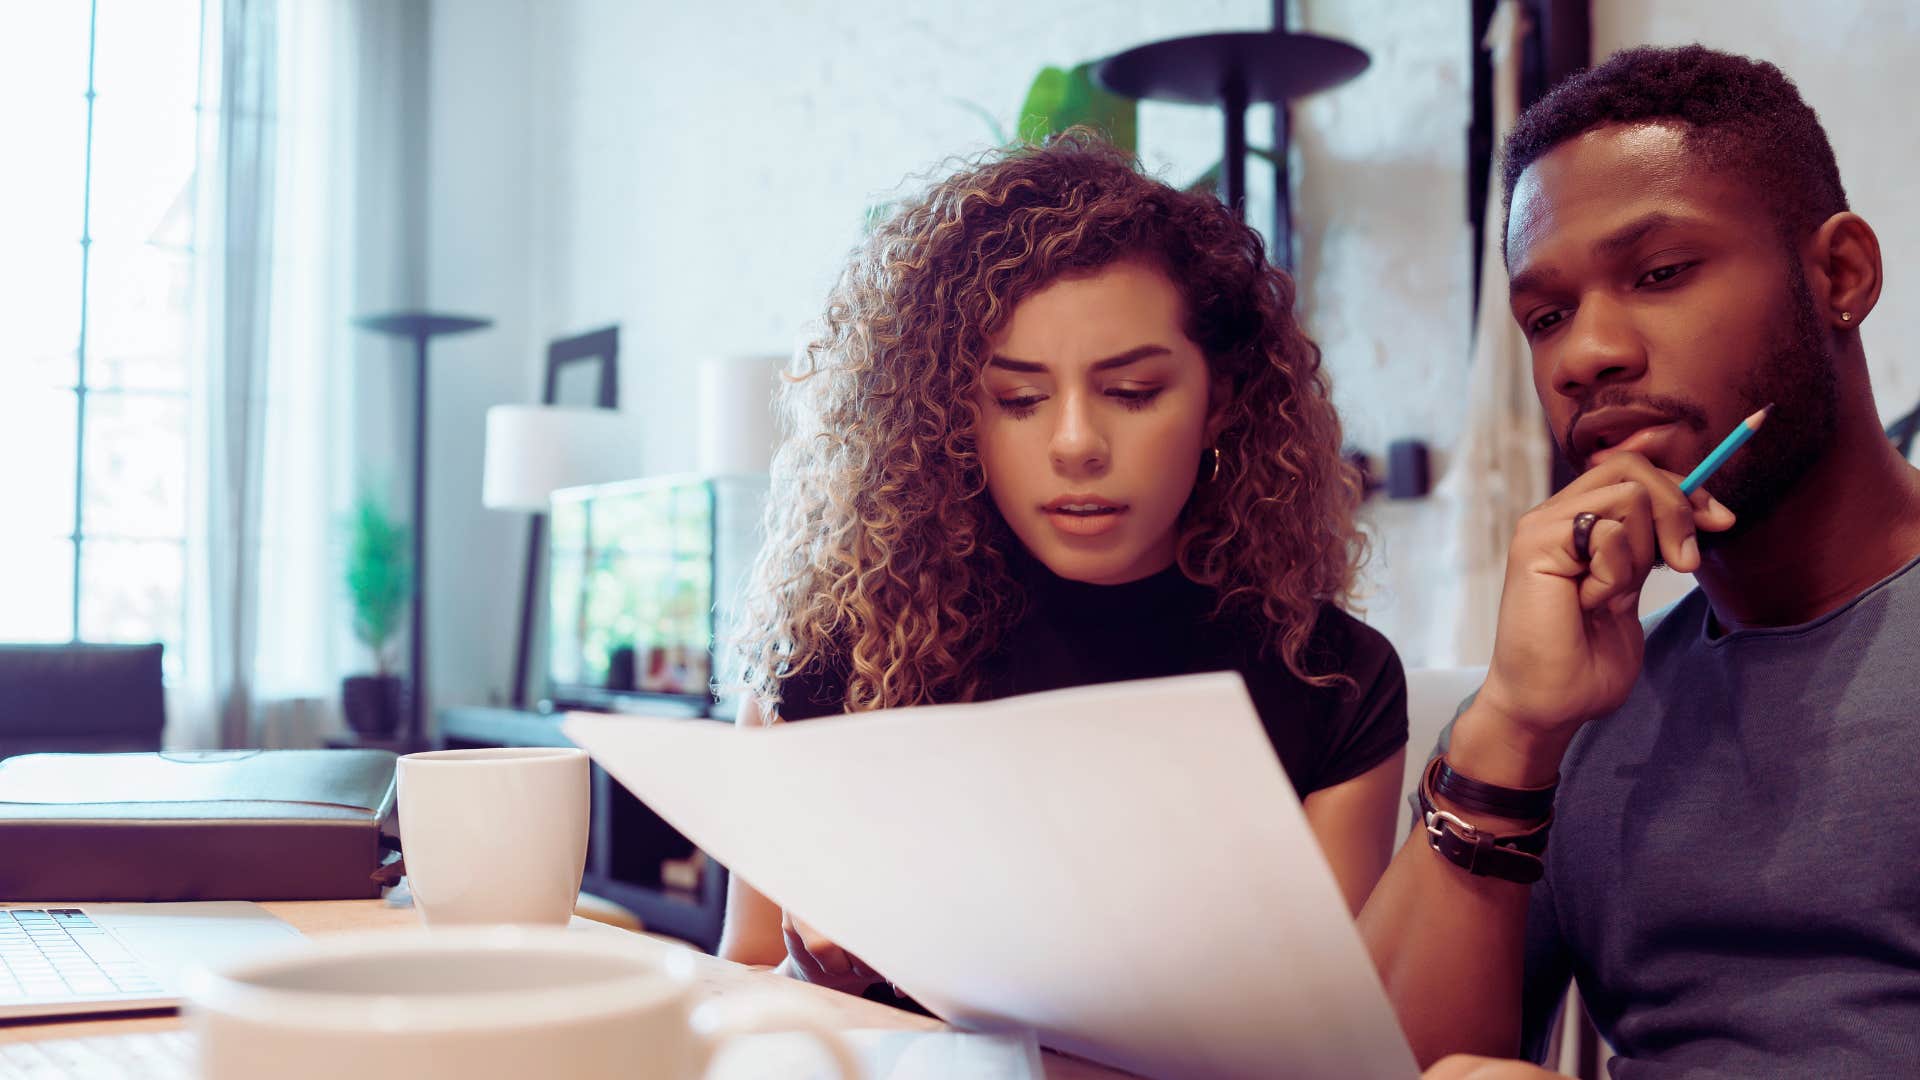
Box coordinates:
[1457,453,1735,786]
[776,910,884,995]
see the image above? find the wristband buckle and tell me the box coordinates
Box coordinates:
[1424,808,1481,843]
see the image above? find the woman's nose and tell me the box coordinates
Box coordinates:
[1048,391,1110,476]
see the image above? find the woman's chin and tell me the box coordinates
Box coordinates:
[1024,538,1171,586]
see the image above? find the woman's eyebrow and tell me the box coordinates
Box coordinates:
[987,344,1172,374]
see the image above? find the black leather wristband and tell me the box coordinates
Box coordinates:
[1417,757,1551,884]
[1435,757,1557,820]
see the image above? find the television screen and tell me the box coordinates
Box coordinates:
[548,477,715,705]
[545,474,766,712]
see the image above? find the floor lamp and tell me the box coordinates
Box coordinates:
[482,404,648,709]
[353,311,492,747]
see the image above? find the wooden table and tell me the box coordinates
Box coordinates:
[0,900,1128,1078]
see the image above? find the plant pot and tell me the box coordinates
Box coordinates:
[342,674,406,737]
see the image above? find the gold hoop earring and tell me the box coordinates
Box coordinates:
[1841,311,1853,323]
[1207,447,1222,484]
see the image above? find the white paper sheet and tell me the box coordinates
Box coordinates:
[564,672,1418,1080]
[712,1030,1042,1080]
[0,1027,1041,1080]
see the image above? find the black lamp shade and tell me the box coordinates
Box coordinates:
[1092,31,1370,106]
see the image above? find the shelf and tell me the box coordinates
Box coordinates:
[437,706,574,749]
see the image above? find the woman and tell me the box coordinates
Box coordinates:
[719,131,1408,995]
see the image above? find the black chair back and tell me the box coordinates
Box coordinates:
[0,643,166,759]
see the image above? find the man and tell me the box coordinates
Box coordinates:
[1366,45,1920,1079]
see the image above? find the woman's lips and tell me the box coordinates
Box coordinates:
[1045,506,1125,537]
[1587,422,1682,468]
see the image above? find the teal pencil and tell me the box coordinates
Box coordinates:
[1678,404,1773,495]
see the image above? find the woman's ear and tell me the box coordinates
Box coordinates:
[1808,211,1883,330]
[1203,372,1236,445]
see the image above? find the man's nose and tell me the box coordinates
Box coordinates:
[1548,294,1649,398]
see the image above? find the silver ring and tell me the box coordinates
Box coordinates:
[1571,512,1599,562]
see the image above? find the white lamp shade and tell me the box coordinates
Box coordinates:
[695,354,783,475]
[482,404,648,511]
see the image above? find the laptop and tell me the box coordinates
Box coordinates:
[0,902,305,1020]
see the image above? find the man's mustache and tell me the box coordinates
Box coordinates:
[1562,391,1712,462]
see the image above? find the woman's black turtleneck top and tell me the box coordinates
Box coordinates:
[775,550,1407,801]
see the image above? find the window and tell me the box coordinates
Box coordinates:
[1,0,205,679]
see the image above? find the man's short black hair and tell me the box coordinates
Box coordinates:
[1502,45,1848,247]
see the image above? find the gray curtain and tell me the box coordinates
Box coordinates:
[207,0,278,749]
[172,0,425,750]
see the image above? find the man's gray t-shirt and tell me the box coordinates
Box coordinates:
[1515,554,1920,1078]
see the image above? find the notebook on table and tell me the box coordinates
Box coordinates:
[0,750,397,902]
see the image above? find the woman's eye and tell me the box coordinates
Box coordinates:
[1107,387,1162,410]
[1636,262,1694,288]
[995,395,1045,417]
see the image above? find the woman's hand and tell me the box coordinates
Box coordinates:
[1422,1055,1565,1080]
[776,910,884,995]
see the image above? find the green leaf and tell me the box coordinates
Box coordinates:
[1060,62,1137,153]
[1017,66,1071,145]
[1017,63,1138,153]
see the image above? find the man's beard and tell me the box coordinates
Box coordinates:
[1696,258,1840,547]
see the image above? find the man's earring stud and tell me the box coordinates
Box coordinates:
[1842,311,1853,322]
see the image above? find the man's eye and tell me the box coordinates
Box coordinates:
[1529,310,1567,335]
[1636,262,1694,287]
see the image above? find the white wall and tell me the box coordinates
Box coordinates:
[1294,0,1470,661]
[420,0,537,718]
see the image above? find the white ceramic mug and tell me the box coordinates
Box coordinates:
[183,927,860,1080]
[396,746,590,926]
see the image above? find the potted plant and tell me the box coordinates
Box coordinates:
[341,489,411,736]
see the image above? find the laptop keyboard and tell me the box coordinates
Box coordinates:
[0,908,164,999]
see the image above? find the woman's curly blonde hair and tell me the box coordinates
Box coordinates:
[733,129,1365,714]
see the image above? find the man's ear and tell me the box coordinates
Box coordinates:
[1807,211,1883,330]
